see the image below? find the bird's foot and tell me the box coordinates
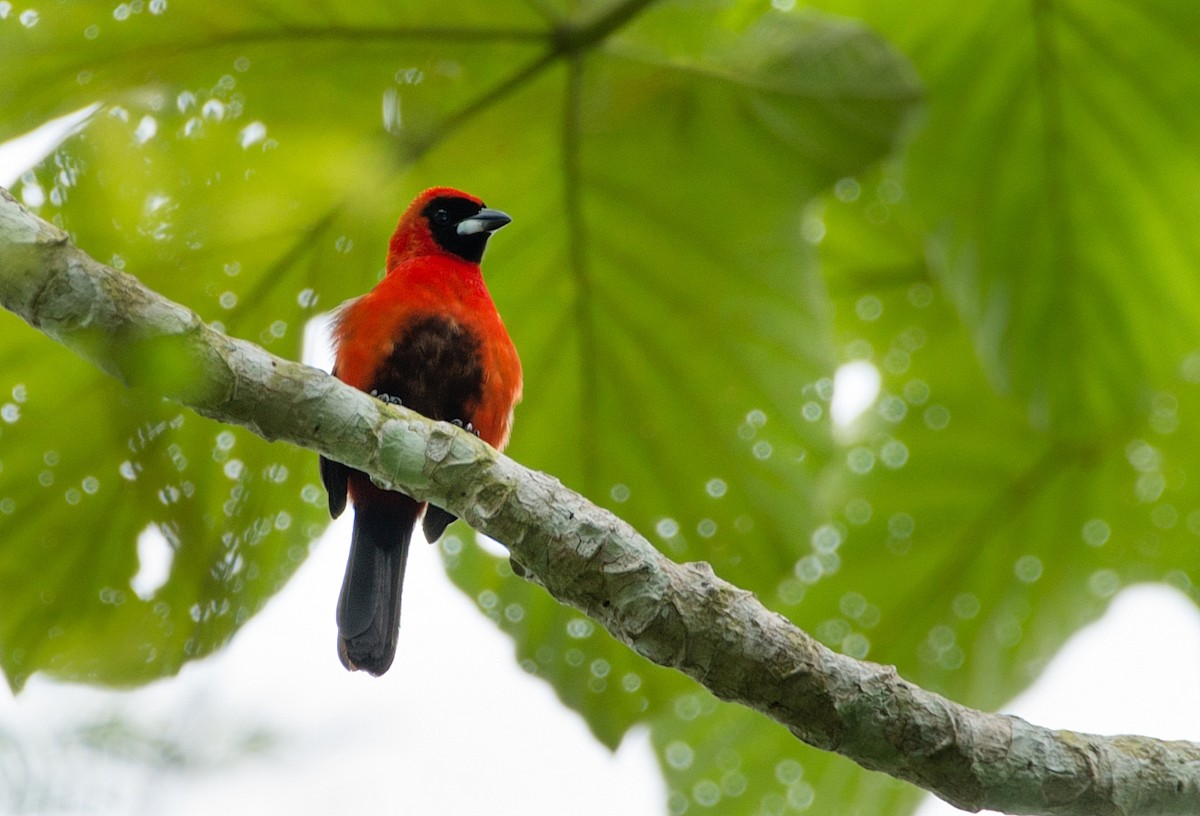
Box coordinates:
[451,418,480,437]
[370,389,404,406]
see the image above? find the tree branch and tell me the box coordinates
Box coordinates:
[1,187,1197,815]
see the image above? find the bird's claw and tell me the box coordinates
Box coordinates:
[370,389,404,406]
[451,418,480,437]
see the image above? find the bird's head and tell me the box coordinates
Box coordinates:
[388,186,511,266]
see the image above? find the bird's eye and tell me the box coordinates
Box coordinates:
[432,209,450,225]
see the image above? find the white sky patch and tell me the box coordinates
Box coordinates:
[131,524,173,600]
[830,360,881,428]
[474,532,508,557]
[0,104,99,186]
[302,313,336,372]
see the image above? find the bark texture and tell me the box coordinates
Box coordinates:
[2,187,1199,815]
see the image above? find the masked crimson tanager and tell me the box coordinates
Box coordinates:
[320,187,522,675]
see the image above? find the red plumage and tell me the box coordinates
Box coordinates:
[320,186,521,675]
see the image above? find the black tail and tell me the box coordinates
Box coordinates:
[336,496,418,675]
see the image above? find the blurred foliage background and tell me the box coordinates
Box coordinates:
[3,1,1200,814]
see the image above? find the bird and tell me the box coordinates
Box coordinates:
[319,186,522,675]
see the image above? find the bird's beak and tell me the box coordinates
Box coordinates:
[456,208,512,236]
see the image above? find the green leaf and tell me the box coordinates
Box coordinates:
[811,161,1200,715]
[650,700,918,816]
[4,1,924,811]
[446,0,919,782]
[774,2,1200,738]
[0,330,327,689]
[16,0,1200,813]
[815,0,1200,431]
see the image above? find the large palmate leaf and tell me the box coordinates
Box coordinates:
[815,0,1200,431]
[2,3,921,814]
[9,0,1200,813]
[649,696,918,816]
[811,174,1200,721]
[790,0,1200,757]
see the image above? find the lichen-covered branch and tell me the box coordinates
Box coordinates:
[1,187,1198,815]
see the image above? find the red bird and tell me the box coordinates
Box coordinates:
[320,187,522,675]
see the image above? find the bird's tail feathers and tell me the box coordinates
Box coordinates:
[336,497,417,676]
